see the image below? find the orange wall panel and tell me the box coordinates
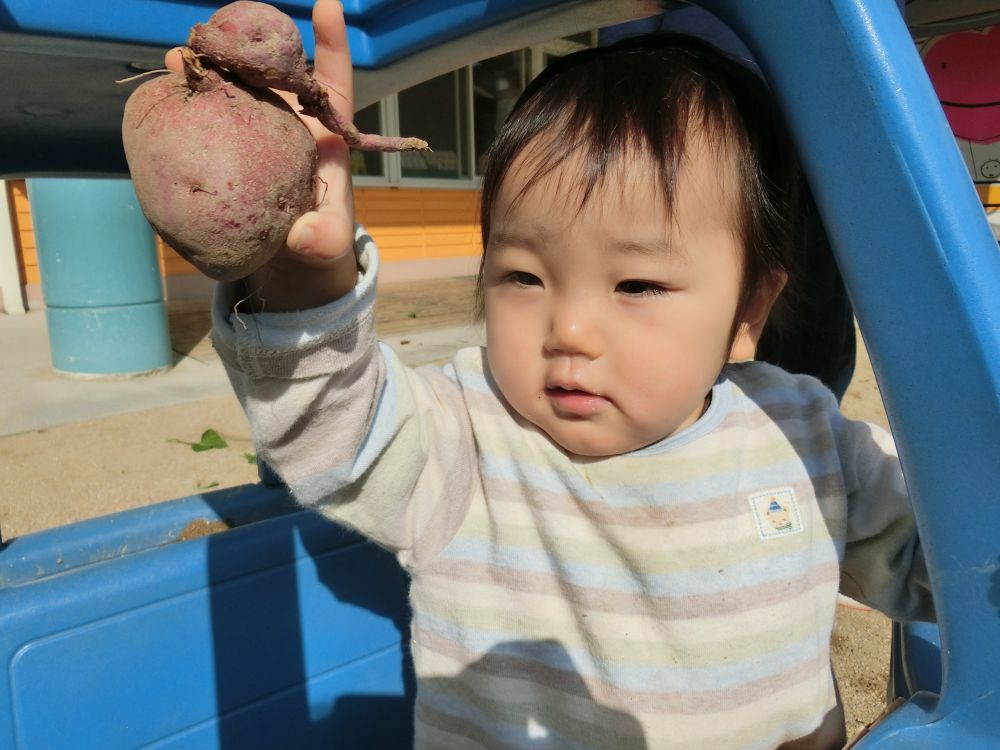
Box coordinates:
[355,187,482,263]
[10,182,483,280]
[977,183,1000,208]
[8,180,39,285]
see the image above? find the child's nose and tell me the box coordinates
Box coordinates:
[544,299,602,359]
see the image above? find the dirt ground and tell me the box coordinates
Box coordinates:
[0,276,895,742]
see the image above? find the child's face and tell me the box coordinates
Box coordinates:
[483,135,761,457]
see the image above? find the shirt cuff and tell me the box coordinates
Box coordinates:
[211,225,380,379]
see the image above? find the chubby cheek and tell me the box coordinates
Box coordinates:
[614,322,722,418]
[485,297,541,408]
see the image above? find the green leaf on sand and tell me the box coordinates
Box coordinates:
[168,428,229,452]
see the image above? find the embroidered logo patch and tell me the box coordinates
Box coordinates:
[748,487,803,540]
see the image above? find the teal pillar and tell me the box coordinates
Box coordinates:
[27,178,172,375]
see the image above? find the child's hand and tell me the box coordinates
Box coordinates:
[277,0,356,269]
[166,0,359,308]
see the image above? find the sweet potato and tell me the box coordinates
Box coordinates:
[122,66,317,281]
[121,1,428,281]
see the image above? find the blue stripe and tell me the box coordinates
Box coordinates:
[436,537,838,598]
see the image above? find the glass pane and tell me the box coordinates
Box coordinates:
[399,70,469,179]
[351,103,384,177]
[473,51,526,175]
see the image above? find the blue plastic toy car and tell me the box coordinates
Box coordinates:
[1,1,998,747]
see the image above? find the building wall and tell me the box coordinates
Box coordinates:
[8,181,37,284]
[5,180,483,308]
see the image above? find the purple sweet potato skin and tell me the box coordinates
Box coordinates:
[121,69,317,281]
[188,0,311,93]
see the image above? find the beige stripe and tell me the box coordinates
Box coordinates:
[413,582,833,667]
[418,557,840,619]
[414,574,835,651]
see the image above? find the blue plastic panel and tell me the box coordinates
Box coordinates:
[0,485,414,749]
[0,0,577,67]
[891,621,944,699]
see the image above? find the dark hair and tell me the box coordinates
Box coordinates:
[475,33,802,344]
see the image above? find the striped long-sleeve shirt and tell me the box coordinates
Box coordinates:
[213,228,932,750]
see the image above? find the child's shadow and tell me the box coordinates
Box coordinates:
[202,482,416,749]
[399,638,648,749]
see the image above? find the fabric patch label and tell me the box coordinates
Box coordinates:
[748,487,803,540]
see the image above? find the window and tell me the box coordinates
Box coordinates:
[351,102,384,177]
[399,70,470,180]
[357,33,594,187]
[472,51,527,175]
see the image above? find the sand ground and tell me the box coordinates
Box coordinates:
[0,276,894,741]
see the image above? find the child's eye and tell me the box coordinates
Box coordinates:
[506,271,542,287]
[617,280,667,297]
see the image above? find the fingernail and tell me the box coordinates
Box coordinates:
[293,226,316,254]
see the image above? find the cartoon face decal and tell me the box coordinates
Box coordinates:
[748,488,803,540]
[923,26,1000,144]
[981,159,1000,179]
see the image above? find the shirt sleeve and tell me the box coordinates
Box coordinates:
[210,226,479,570]
[836,414,935,622]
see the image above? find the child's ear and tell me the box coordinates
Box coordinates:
[729,271,788,362]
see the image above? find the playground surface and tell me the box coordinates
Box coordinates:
[0,274,893,739]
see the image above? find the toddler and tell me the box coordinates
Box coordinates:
[211,2,932,747]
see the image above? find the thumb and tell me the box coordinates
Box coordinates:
[285,204,356,265]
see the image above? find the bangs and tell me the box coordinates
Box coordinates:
[480,36,753,246]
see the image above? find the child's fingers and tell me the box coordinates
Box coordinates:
[311,0,355,122]
[164,47,184,73]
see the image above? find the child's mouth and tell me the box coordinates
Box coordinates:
[545,387,609,415]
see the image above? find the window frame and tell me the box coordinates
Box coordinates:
[353,34,596,191]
